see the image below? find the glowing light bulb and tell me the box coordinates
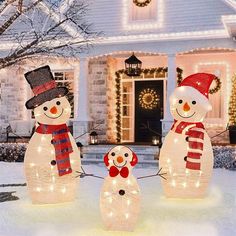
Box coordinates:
[127,179,131,185]
[61,187,66,194]
[108,197,113,203]
[195,181,200,188]
[104,191,110,196]
[30,163,35,167]
[174,138,178,143]
[182,182,187,188]
[112,180,117,185]
[131,190,138,194]
[171,180,176,187]
[108,212,113,217]
[167,158,170,163]
[49,185,54,192]
[36,187,41,192]
[37,146,42,153]
[125,213,129,219]
[127,199,131,206]
[41,136,46,141]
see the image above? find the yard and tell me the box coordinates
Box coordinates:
[0,162,236,236]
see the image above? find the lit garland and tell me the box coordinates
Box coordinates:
[133,0,151,7]
[115,67,183,142]
[139,88,159,110]
[177,75,221,95]
[229,74,236,125]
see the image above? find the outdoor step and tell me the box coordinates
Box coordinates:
[82,144,160,165]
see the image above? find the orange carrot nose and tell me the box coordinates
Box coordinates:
[183,102,190,112]
[117,156,124,163]
[50,106,58,114]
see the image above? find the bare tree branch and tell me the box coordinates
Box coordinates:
[0,0,18,15]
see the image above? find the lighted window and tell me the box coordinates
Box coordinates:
[53,71,75,118]
[123,0,164,30]
[130,0,157,21]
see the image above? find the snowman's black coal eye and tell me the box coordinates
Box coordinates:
[111,152,115,156]
[43,106,48,111]
[192,101,196,105]
[124,153,129,157]
[178,100,183,104]
[56,101,61,106]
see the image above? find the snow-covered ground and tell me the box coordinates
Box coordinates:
[0,162,235,236]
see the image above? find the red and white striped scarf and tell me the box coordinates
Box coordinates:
[171,120,205,170]
[36,123,73,176]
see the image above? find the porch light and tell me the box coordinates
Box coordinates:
[125,53,142,76]
[90,131,98,145]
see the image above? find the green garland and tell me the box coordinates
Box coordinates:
[115,67,183,142]
[133,0,151,7]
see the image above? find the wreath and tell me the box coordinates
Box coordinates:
[177,76,221,95]
[139,88,159,110]
[133,0,151,7]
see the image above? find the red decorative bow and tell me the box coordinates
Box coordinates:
[109,166,129,178]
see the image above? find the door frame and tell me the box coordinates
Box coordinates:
[120,76,167,142]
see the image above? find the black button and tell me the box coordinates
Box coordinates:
[185,137,189,142]
[51,139,55,144]
[51,160,56,166]
[119,189,125,196]
[184,156,187,162]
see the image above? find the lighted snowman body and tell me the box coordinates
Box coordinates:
[100,146,140,231]
[159,73,215,199]
[24,66,81,204]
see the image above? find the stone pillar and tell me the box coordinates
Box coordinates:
[162,54,176,136]
[73,57,92,145]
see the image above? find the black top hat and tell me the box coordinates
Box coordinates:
[25,65,68,109]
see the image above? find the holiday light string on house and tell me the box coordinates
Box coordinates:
[115,67,183,142]
[229,74,236,125]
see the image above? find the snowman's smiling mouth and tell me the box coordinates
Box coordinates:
[113,160,127,168]
[44,109,64,119]
[176,108,196,118]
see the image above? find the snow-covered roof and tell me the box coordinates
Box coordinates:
[85,0,236,43]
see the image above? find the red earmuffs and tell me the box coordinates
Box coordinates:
[104,153,109,166]
[130,152,138,166]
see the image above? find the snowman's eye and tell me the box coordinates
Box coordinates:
[178,100,183,104]
[56,101,61,106]
[192,101,196,105]
[124,153,129,157]
[111,152,115,156]
[43,107,48,111]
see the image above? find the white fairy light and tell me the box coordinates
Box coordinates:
[36,187,41,192]
[61,187,66,194]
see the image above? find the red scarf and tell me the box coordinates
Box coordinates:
[109,166,129,178]
[36,123,73,176]
[171,120,205,171]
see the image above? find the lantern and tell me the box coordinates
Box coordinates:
[152,136,162,147]
[90,131,98,145]
[125,53,142,77]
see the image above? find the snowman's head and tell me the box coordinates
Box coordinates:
[104,146,138,171]
[33,96,71,125]
[170,86,212,122]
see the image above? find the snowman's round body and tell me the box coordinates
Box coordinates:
[100,175,140,231]
[160,124,213,198]
[160,74,216,199]
[24,96,81,204]
[100,145,140,231]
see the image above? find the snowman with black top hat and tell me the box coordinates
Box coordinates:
[24,65,81,204]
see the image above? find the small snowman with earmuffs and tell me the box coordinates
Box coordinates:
[24,65,81,204]
[99,145,165,232]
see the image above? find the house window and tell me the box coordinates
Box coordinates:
[131,0,157,21]
[123,0,163,30]
[53,71,75,118]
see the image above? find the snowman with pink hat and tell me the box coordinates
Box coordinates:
[159,73,216,199]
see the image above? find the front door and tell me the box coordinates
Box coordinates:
[135,80,163,143]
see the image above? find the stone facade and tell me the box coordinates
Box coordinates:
[88,57,108,143]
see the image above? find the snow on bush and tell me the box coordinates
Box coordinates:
[0,143,27,162]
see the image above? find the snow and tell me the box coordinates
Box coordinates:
[0,162,236,236]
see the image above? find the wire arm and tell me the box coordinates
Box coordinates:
[137,168,167,180]
[75,166,104,180]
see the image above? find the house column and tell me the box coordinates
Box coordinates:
[162,54,176,136]
[73,57,92,145]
